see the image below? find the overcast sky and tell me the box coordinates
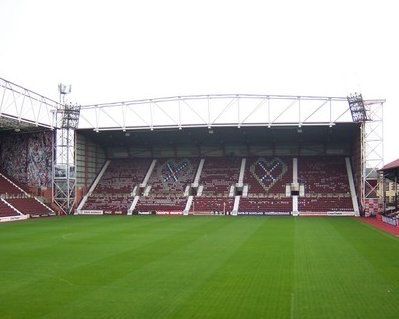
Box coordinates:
[0,0,397,163]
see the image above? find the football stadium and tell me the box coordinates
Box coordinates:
[1,77,398,319]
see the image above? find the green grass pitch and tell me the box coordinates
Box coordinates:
[1,216,399,319]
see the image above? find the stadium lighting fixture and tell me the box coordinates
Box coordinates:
[58,83,71,105]
[58,83,71,95]
[347,93,368,122]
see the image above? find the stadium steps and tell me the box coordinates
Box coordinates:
[77,160,111,213]
[184,196,194,215]
[0,173,29,195]
[193,158,205,186]
[345,157,360,215]
[140,159,157,187]
[0,198,22,217]
[232,195,240,215]
[6,197,56,217]
[0,171,55,218]
[127,196,140,215]
[237,157,246,186]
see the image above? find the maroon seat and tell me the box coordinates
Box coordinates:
[239,157,292,213]
[6,197,53,216]
[83,158,152,214]
[298,156,353,213]
[191,157,240,213]
[136,158,199,212]
[0,174,24,195]
[0,200,19,217]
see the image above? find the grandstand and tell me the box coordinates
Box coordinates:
[75,124,360,217]
[0,78,386,221]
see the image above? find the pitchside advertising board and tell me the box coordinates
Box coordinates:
[77,210,184,215]
[75,210,354,217]
[298,211,355,216]
[237,212,291,216]
[77,210,294,216]
[382,215,398,227]
[156,211,183,215]
[78,210,104,215]
[0,215,29,222]
[137,211,183,215]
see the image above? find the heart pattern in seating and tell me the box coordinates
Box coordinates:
[250,158,287,192]
[159,159,192,189]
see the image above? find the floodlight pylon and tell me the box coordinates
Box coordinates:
[348,93,384,215]
[53,84,80,214]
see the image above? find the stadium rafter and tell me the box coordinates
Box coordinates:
[0,77,59,129]
[78,94,385,131]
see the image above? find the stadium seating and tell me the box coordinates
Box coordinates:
[299,196,353,212]
[6,197,54,217]
[78,155,356,216]
[83,158,151,213]
[136,158,199,212]
[192,196,235,213]
[0,200,19,217]
[0,172,54,217]
[0,174,24,195]
[239,157,292,213]
[298,156,353,213]
[191,157,240,213]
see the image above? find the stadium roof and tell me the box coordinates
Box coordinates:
[0,78,58,130]
[0,116,52,133]
[380,159,399,181]
[382,159,399,171]
[77,122,359,155]
[1,77,386,134]
[78,94,359,130]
